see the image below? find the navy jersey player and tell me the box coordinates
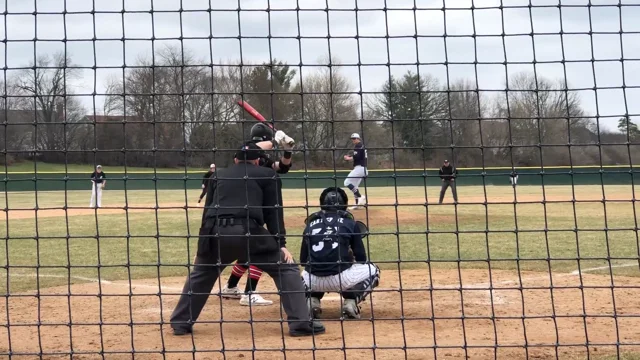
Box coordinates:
[300,187,380,319]
[219,122,296,306]
[343,133,368,210]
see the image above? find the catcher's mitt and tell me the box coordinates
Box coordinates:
[355,220,369,238]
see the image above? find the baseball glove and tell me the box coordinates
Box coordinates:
[355,220,369,238]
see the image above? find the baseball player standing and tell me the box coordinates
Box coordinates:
[198,164,216,204]
[438,159,458,204]
[343,133,368,210]
[300,187,380,319]
[510,168,518,188]
[218,123,295,306]
[90,165,106,208]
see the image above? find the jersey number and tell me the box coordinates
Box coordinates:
[312,241,339,252]
[310,226,339,252]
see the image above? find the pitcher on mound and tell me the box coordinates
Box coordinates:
[343,133,368,210]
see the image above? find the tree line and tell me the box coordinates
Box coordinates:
[1,46,638,170]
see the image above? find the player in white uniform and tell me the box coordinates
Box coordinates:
[343,133,368,210]
[300,187,380,319]
[90,165,106,208]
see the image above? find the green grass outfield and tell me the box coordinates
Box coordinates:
[0,184,638,293]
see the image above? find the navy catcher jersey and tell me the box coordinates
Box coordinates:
[353,142,367,168]
[300,212,367,276]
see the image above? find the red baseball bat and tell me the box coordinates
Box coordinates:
[237,100,276,131]
[236,99,295,146]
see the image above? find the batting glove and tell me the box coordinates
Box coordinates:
[275,130,295,149]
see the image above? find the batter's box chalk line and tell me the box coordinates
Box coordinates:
[9,262,638,304]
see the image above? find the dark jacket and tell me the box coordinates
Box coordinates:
[202,170,215,185]
[439,165,458,181]
[202,162,287,247]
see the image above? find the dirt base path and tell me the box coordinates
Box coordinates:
[3,191,624,222]
[1,268,639,360]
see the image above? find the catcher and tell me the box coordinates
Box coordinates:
[300,187,380,319]
[219,122,295,306]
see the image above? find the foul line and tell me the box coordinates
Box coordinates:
[570,262,638,275]
[9,273,184,292]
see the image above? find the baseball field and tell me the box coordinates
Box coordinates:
[0,183,639,360]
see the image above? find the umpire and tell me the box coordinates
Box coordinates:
[438,159,459,204]
[170,142,325,337]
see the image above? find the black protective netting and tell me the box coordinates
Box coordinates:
[1,1,640,359]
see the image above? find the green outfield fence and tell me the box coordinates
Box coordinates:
[1,166,638,192]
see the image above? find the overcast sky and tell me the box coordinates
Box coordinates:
[1,0,639,131]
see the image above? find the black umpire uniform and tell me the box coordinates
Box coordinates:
[438,159,459,204]
[170,142,325,337]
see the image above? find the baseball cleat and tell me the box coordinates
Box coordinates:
[240,294,273,306]
[308,297,322,319]
[220,285,242,299]
[349,196,366,210]
[342,299,361,319]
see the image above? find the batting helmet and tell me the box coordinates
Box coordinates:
[250,123,274,142]
[319,187,349,212]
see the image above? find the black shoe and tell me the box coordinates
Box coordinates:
[172,327,192,336]
[289,321,326,337]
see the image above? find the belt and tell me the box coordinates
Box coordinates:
[214,218,255,227]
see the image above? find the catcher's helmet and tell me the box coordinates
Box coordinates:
[250,123,274,142]
[319,187,349,212]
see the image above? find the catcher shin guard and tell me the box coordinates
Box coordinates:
[341,269,380,304]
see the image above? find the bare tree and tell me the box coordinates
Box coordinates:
[440,80,485,166]
[0,81,31,164]
[493,72,592,166]
[104,46,252,167]
[12,52,85,163]
[291,65,360,167]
